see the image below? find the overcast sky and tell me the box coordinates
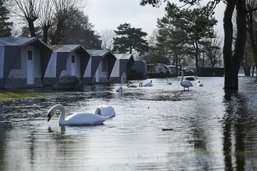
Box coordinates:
[87,0,226,38]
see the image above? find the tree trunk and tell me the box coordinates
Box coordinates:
[232,0,246,87]
[51,20,64,45]
[129,46,132,54]
[175,48,178,76]
[201,52,205,68]
[42,25,50,44]
[223,0,236,90]
[247,12,257,80]
[28,20,36,37]
[194,41,199,76]
[195,51,199,76]
[244,66,251,76]
[252,65,256,76]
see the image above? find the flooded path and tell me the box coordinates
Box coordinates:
[0,77,257,171]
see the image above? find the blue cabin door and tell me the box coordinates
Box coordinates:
[27,49,34,85]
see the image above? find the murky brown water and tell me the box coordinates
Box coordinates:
[0,77,257,171]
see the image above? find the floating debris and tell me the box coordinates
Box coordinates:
[162,128,174,131]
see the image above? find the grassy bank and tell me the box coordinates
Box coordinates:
[0,91,47,100]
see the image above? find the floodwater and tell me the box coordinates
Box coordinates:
[0,77,257,171]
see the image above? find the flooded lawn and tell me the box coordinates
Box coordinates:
[1,77,257,171]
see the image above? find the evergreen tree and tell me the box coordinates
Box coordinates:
[113,23,149,54]
[154,3,188,75]
[0,0,12,36]
[155,2,217,74]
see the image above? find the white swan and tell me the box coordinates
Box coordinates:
[189,69,203,87]
[180,71,193,90]
[95,105,116,117]
[47,104,115,126]
[127,82,137,88]
[139,80,153,87]
[196,79,203,87]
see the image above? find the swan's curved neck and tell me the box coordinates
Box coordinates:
[51,105,66,125]
[58,108,66,125]
[181,71,184,82]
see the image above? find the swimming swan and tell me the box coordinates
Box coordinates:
[139,80,153,87]
[127,82,137,88]
[95,105,116,117]
[196,79,203,87]
[47,104,115,126]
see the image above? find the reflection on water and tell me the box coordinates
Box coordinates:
[223,90,257,171]
[0,77,257,170]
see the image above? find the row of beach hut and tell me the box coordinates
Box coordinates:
[0,37,135,89]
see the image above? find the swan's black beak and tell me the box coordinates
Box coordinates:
[47,113,52,122]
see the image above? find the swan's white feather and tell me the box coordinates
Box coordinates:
[64,112,107,126]
[95,105,116,117]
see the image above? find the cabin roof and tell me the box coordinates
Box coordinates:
[87,49,111,57]
[0,37,38,46]
[51,44,82,53]
[114,54,133,60]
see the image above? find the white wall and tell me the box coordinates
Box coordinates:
[60,53,81,78]
[84,57,92,77]
[110,60,120,77]
[98,59,108,79]
[45,53,57,78]
[66,53,81,77]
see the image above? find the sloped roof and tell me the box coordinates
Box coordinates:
[0,37,38,46]
[87,49,111,57]
[114,54,133,60]
[51,44,85,53]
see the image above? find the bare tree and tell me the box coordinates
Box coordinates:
[202,37,223,68]
[13,0,41,37]
[148,29,159,47]
[100,30,115,50]
[38,0,54,43]
[11,0,90,45]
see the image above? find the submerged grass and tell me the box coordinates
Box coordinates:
[0,91,47,100]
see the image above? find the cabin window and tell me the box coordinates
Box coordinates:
[27,50,32,60]
[71,55,75,63]
[102,59,107,72]
[13,56,21,69]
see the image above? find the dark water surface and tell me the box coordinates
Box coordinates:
[1,77,257,171]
